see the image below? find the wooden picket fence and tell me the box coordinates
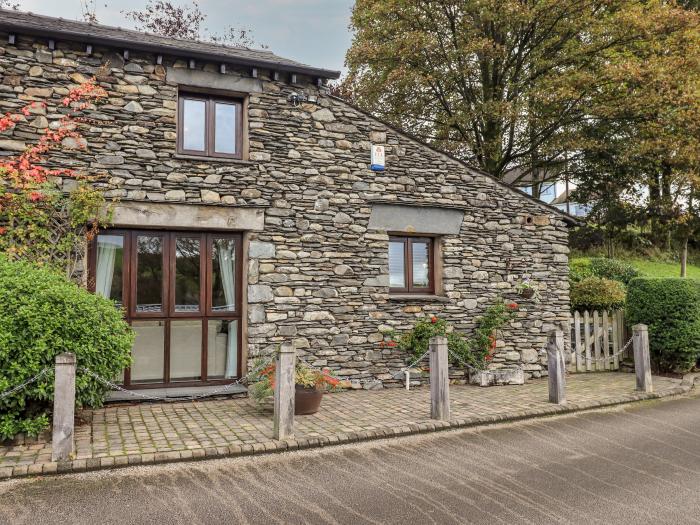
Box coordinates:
[568,310,628,372]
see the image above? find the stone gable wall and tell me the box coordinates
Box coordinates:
[0,33,571,385]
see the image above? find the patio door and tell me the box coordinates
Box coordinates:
[90,230,242,388]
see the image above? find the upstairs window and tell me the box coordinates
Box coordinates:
[388,236,434,294]
[178,93,242,159]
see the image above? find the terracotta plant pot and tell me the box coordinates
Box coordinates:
[295,385,323,415]
[519,287,535,299]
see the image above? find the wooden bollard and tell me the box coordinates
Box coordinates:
[273,342,296,440]
[52,352,76,462]
[632,324,653,393]
[429,336,450,420]
[547,330,567,405]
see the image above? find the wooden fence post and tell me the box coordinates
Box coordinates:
[429,336,450,420]
[52,352,76,462]
[632,324,653,393]
[547,330,567,405]
[274,342,296,440]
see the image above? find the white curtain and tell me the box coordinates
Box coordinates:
[95,235,121,299]
[218,241,237,378]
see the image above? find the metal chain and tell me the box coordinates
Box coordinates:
[298,348,432,385]
[0,368,50,401]
[447,348,481,372]
[79,367,246,402]
[295,355,375,384]
[579,336,634,363]
[399,348,431,373]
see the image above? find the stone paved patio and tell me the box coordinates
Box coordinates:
[0,373,690,479]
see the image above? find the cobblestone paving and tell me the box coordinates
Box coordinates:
[0,373,688,479]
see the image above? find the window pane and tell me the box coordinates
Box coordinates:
[175,237,200,312]
[211,238,236,312]
[131,320,165,384]
[170,320,202,381]
[214,103,237,154]
[411,241,430,288]
[182,98,206,151]
[389,241,406,288]
[136,235,163,313]
[95,234,124,308]
[207,320,238,379]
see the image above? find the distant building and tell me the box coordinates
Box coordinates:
[504,168,589,217]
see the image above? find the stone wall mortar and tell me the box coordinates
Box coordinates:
[0,34,571,385]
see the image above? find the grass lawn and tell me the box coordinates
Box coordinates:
[625,258,700,279]
[572,256,700,279]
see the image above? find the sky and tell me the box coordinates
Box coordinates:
[13,0,355,73]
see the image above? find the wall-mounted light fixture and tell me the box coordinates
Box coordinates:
[288,91,318,106]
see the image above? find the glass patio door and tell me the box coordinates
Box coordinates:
[91,230,242,388]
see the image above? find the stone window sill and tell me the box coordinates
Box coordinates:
[174,153,255,165]
[388,294,451,303]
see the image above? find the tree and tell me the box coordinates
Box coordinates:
[572,3,700,268]
[123,0,265,48]
[80,0,99,24]
[0,79,109,279]
[344,0,664,187]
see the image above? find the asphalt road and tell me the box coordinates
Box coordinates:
[1,394,699,525]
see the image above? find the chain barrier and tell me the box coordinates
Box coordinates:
[295,355,379,385]
[578,336,634,364]
[0,368,50,402]
[297,348,432,386]
[79,367,247,402]
[446,348,481,372]
[3,337,637,404]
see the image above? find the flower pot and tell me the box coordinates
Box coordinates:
[519,288,535,299]
[295,385,323,415]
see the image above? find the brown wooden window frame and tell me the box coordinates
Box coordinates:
[388,236,435,294]
[88,229,243,389]
[177,92,243,159]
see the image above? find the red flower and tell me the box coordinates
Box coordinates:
[485,355,493,361]
[387,340,397,347]
[488,334,497,351]
[430,316,438,324]
[507,302,519,310]
[28,191,43,202]
[0,227,6,235]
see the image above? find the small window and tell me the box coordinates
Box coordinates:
[389,236,434,294]
[540,183,556,203]
[178,93,243,158]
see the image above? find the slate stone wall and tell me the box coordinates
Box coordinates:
[0,33,571,386]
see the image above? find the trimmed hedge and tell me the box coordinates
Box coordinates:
[569,259,594,283]
[571,277,626,312]
[589,257,640,285]
[0,256,133,440]
[626,278,700,372]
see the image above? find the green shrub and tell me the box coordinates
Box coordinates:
[570,277,626,312]
[393,301,520,369]
[626,278,700,372]
[570,259,594,283]
[0,256,133,440]
[589,257,640,285]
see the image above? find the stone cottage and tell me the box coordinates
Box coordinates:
[0,10,573,393]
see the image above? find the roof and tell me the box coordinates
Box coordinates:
[0,9,340,80]
[329,95,581,226]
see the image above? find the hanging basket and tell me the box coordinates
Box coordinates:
[518,287,536,299]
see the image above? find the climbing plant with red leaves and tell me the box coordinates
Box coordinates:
[0,78,110,279]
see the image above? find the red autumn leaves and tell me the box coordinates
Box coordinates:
[0,79,107,189]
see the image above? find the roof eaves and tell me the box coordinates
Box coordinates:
[0,10,341,80]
